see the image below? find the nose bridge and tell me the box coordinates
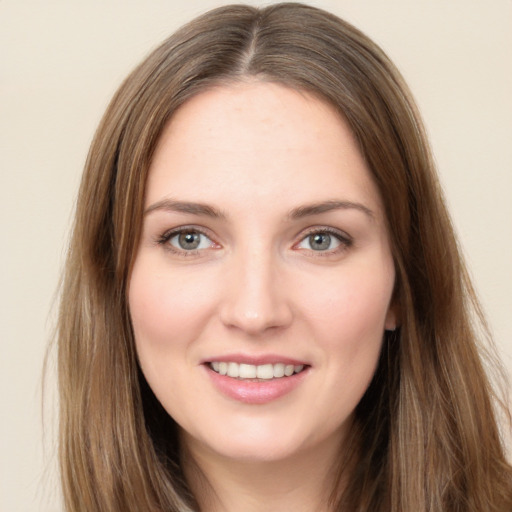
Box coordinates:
[220,239,292,334]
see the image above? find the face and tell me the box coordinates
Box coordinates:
[129,82,397,465]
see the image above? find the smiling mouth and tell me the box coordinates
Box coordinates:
[209,362,306,380]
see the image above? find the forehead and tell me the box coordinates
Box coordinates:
[146,81,383,216]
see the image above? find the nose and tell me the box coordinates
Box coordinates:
[219,247,293,336]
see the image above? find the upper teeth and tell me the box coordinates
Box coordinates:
[210,362,304,379]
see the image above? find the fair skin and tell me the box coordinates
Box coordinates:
[129,81,397,512]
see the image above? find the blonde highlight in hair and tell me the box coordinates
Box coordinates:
[55,3,512,510]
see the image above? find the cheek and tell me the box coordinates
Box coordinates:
[293,257,394,393]
[297,262,394,343]
[294,267,392,421]
[128,258,222,422]
[128,257,218,357]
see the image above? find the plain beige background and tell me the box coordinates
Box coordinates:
[1,1,511,510]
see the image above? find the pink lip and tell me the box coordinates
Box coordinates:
[204,353,307,366]
[204,364,309,405]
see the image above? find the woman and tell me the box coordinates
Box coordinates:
[56,3,512,511]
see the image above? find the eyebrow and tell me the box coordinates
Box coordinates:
[288,200,374,220]
[144,199,226,219]
[144,198,374,221]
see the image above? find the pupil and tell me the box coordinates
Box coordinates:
[310,233,331,251]
[179,232,200,250]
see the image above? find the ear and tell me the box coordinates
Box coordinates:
[384,301,400,332]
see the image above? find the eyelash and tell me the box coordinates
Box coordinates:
[156,226,353,257]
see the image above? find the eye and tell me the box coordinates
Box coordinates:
[295,229,351,253]
[298,232,340,251]
[161,229,216,252]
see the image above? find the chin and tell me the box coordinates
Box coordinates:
[180,413,345,466]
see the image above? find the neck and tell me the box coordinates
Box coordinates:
[181,433,347,512]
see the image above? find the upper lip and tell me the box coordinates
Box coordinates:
[202,353,309,366]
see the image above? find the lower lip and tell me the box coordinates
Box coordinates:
[205,365,309,404]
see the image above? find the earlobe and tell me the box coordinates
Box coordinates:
[384,302,400,332]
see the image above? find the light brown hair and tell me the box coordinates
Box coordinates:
[55,3,512,510]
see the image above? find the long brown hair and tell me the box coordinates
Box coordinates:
[56,3,512,510]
